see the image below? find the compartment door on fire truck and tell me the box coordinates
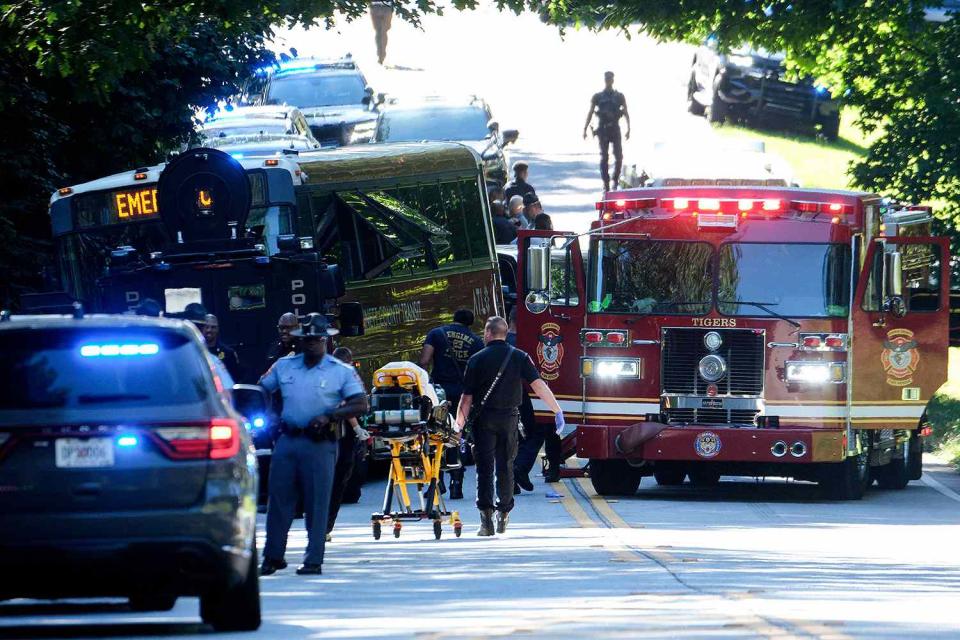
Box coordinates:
[515,231,586,420]
[852,234,949,429]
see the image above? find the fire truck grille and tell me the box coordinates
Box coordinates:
[665,409,760,426]
[661,328,764,425]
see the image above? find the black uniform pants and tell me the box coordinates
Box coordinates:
[514,393,561,479]
[598,127,623,190]
[326,431,357,534]
[444,390,470,485]
[474,410,520,513]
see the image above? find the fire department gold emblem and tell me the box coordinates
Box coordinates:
[536,322,564,381]
[881,328,919,387]
[694,431,722,458]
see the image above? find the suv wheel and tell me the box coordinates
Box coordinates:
[819,113,841,141]
[687,74,705,116]
[705,77,728,124]
[200,540,261,632]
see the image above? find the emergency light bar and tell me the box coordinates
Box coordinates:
[596,197,855,218]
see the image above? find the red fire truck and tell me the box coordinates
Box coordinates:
[515,187,948,500]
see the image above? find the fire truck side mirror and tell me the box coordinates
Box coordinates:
[339,301,365,337]
[885,251,903,298]
[527,244,551,292]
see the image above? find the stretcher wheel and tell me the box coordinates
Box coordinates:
[433,520,442,540]
[393,523,402,538]
[372,522,381,540]
[454,522,462,538]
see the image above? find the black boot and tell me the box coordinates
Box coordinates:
[496,510,510,534]
[477,509,495,537]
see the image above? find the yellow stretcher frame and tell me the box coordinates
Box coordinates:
[370,429,462,540]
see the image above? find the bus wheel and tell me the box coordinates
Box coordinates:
[653,463,686,486]
[688,467,721,487]
[875,440,911,490]
[589,459,642,496]
[820,449,870,500]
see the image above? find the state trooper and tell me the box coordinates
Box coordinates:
[258,313,368,576]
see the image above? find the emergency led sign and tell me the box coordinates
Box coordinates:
[114,187,159,220]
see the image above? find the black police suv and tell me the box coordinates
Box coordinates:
[259,56,380,147]
[687,40,841,140]
[0,313,260,631]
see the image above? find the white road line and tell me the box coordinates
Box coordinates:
[921,473,960,504]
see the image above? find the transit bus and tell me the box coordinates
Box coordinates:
[41,142,504,380]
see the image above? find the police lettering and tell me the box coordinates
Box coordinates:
[691,318,737,328]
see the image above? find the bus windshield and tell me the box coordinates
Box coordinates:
[589,239,713,314]
[718,243,851,318]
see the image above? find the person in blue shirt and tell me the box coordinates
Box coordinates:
[418,308,482,499]
[258,314,368,576]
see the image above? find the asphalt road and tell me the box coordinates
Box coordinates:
[2,457,959,639]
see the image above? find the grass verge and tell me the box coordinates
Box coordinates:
[930,347,960,469]
[710,111,867,190]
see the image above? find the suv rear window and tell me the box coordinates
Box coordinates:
[0,328,211,410]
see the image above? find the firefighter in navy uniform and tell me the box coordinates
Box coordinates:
[418,309,483,500]
[582,71,631,192]
[258,313,369,576]
[456,316,564,536]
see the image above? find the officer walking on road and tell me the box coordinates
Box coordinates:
[258,314,369,576]
[456,316,564,536]
[582,71,631,193]
[418,309,483,500]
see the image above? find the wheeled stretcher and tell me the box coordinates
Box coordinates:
[366,362,462,540]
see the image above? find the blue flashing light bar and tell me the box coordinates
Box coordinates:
[80,343,160,357]
[117,435,139,447]
[252,417,266,429]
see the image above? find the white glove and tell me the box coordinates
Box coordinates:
[353,425,371,440]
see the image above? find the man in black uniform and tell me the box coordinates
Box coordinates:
[582,71,631,193]
[202,313,242,382]
[264,312,301,373]
[456,316,564,536]
[503,162,537,204]
[418,309,483,499]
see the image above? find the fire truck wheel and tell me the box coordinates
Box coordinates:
[875,440,911,490]
[908,427,924,481]
[687,467,721,487]
[589,459,642,496]
[653,464,686,486]
[820,450,870,500]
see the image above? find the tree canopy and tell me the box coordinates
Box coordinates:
[1,0,958,304]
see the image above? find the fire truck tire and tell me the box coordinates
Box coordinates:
[688,467,721,487]
[589,459,642,496]
[653,464,687,486]
[820,451,870,500]
[908,429,923,481]
[876,440,911,490]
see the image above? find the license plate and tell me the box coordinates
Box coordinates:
[55,438,115,468]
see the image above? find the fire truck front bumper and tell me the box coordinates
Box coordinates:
[576,423,845,464]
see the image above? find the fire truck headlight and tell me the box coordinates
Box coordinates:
[582,358,641,379]
[785,361,846,384]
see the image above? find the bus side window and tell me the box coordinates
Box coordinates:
[456,179,491,265]
[420,183,470,264]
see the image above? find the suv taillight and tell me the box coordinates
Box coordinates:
[150,419,240,460]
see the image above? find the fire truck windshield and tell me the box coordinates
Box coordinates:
[718,243,851,318]
[589,239,713,314]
